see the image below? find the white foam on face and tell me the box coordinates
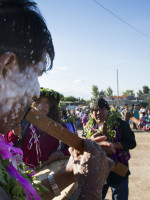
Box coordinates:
[36,53,50,75]
[0,58,46,119]
[36,103,42,111]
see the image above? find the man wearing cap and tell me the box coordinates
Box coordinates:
[84,98,136,200]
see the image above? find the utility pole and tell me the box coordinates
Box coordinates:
[117,69,119,105]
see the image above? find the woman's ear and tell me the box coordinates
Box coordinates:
[0,52,17,78]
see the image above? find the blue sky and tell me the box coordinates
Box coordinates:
[36,0,150,100]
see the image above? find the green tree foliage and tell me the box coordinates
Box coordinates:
[60,93,65,101]
[99,90,106,97]
[65,96,78,102]
[142,85,150,94]
[137,90,143,98]
[86,100,91,104]
[92,85,99,99]
[146,97,150,104]
[60,95,88,103]
[80,98,86,103]
[106,87,113,96]
[122,89,135,96]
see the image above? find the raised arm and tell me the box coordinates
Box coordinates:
[42,139,114,200]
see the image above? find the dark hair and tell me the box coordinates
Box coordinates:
[46,97,60,122]
[39,88,61,105]
[0,0,54,71]
[33,88,61,122]
[62,110,67,118]
[90,98,110,111]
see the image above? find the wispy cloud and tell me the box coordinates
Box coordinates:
[73,79,83,84]
[56,66,67,71]
[49,65,67,74]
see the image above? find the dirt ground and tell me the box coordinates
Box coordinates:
[105,130,150,200]
[78,129,150,200]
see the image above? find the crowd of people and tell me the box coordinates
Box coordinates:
[119,104,150,131]
[64,102,150,133]
[2,0,148,199]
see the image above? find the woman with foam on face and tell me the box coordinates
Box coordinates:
[0,1,114,199]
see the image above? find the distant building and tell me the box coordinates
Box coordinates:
[141,93,150,100]
[60,101,87,110]
[104,95,145,107]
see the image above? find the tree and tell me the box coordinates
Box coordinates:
[91,85,99,99]
[146,97,150,104]
[99,90,106,98]
[65,96,78,102]
[142,85,149,94]
[86,100,90,104]
[60,93,65,101]
[122,89,135,96]
[80,98,86,103]
[137,90,143,98]
[106,87,113,97]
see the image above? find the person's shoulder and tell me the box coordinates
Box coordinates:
[117,118,129,127]
[116,117,123,123]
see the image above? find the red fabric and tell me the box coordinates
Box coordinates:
[4,130,18,144]
[6,123,69,167]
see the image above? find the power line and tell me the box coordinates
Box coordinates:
[93,53,150,72]
[92,0,150,40]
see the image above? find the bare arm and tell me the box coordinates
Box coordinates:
[69,140,114,200]
[41,139,114,200]
[130,116,139,126]
[41,165,75,199]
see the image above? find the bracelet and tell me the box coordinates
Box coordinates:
[48,174,60,197]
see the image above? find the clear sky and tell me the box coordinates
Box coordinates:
[36,0,150,100]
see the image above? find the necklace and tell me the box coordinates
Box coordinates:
[85,108,120,141]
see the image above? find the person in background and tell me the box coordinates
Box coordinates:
[79,108,84,120]
[115,105,121,115]
[5,88,69,167]
[66,110,71,117]
[75,108,82,128]
[132,105,139,130]
[139,105,147,119]
[130,104,135,115]
[61,109,78,135]
[147,109,150,120]
[82,112,89,136]
[121,104,130,124]
[138,112,150,131]
[84,98,136,200]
